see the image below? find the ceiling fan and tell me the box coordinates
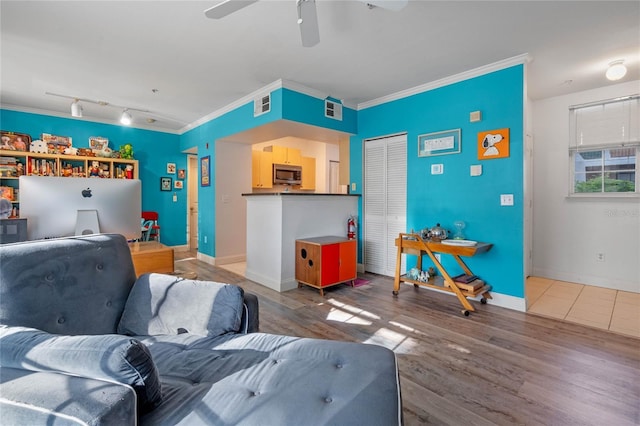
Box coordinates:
[204,0,408,47]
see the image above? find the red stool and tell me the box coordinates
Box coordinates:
[141,211,161,242]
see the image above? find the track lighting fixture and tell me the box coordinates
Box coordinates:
[606,60,627,81]
[70,99,83,118]
[45,92,183,127]
[120,109,133,125]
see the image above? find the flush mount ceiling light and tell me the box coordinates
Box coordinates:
[120,109,133,125]
[606,60,627,81]
[70,99,83,118]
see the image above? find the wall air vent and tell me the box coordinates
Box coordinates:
[325,100,343,121]
[254,94,271,117]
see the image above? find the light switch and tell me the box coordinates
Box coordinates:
[470,165,482,176]
[173,193,178,202]
[500,194,514,206]
[351,183,357,191]
[431,164,444,175]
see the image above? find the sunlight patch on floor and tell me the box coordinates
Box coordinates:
[363,327,418,354]
[326,308,372,325]
[326,298,381,320]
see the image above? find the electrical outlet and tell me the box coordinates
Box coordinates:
[351,183,356,192]
[596,252,605,262]
[204,236,207,244]
[500,194,514,206]
[435,253,441,262]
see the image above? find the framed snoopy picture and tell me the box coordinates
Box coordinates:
[478,128,509,160]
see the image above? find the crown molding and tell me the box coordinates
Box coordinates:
[357,53,531,111]
[179,80,284,134]
[0,103,181,134]
[281,79,357,110]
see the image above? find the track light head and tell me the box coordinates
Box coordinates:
[120,109,132,125]
[71,99,83,118]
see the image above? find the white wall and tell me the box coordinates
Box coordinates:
[532,80,640,292]
[215,141,252,263]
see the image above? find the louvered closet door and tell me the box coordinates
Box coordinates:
[364,134,407,276]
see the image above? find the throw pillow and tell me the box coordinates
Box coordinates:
[0,325,162,412]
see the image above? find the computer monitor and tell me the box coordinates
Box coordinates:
[19,176,142,241]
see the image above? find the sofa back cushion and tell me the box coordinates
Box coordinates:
[0,325,162,412]
[0,234,137,335]
[118,273,244,337]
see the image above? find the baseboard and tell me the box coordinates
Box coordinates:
[169,244,189,252]
[215,254,246,265]
[399,282,526,312]
[197,252,216,266]
[532,267,640,293]
[244,269,280,292]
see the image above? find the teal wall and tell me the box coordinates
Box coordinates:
[0,109,186,246]
[281,89,357,134]
[351,65,525,298]
[1,69,525,299]
[179,87,358,257]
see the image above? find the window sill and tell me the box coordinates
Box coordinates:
[567,193,640,200]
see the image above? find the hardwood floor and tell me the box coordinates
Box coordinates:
[174,254,640,425]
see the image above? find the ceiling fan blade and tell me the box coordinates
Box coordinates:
[204,0,258,19]
[298,0,320,47]
[361,0,408,11]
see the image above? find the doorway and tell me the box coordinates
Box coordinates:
[329,160,340,193]
[363,133,407,276]
[187,155,198,251]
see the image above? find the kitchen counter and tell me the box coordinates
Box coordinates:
[243,193,359,292]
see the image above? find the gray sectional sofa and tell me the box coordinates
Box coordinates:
[0,234,402,425]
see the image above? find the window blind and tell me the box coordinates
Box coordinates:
[569,95,639,150]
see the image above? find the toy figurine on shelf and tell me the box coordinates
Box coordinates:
[125,164,134,179]
[15,163,24,176]
[89,160,101,177]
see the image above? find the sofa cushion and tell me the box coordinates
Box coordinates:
[0,234,137,335]
[118,273,244,337]
[0,367,136,426]
[0,326,162,412]
[137,333,402,426]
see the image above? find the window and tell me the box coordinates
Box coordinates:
[569,95,639,196]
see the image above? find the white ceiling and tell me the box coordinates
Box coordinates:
[1,0,639,133]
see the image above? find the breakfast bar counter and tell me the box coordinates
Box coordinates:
[242,193,359,292]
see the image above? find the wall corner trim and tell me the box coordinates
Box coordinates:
[357,53,531,111]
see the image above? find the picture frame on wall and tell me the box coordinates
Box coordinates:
[177,169,185,179]
[160,177,172,191]
[174,180,183,189]
[477,128,510,160]
[418,129,461,157]
[167,163,176,174]
[201,156,210,187]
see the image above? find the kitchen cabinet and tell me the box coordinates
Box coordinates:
[300,156,316,190]
[295,236,357,296]
[251,150,273,189]
[0,149,138,218]
[265,145,301,166]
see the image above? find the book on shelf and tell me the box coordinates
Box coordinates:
[452,274,478,283]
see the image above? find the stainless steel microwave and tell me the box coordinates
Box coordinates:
[273,164,302,185]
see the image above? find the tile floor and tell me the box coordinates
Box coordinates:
[218,261,246,277]
[527,276,640,338]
